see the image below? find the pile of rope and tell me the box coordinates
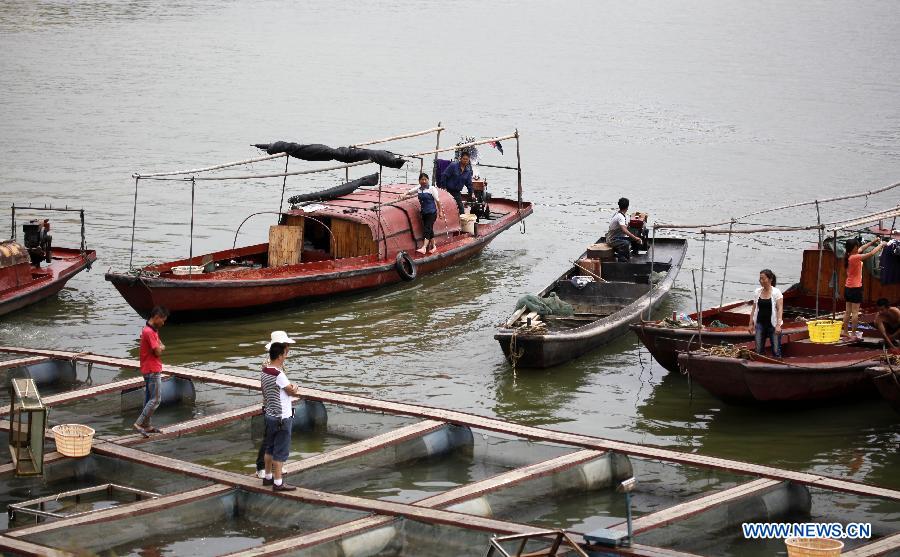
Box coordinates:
[695,344,755,359]
[881,353,900,367]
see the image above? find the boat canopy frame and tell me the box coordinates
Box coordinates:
[125,124,525,271]
[646,195,900,341]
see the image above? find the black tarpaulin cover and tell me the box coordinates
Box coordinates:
[287,173,379,204]
[255,141,406,169]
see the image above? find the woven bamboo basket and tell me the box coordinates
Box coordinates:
[785,538,844,557]
[51,424,95,457]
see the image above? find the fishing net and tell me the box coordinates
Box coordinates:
[515,292,575,317]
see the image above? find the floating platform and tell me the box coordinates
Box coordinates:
[1,347,899,556]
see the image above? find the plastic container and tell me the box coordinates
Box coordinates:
[51,424,95,457]
[172,265,204,275]
[460,214,477,235]
[806,319,843,344]
[785,537,844,557]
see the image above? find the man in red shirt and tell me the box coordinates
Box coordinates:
[134,306,168,437]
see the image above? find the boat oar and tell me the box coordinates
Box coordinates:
[574,261,608,283]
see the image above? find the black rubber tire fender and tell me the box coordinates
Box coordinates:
[395,251,417,281]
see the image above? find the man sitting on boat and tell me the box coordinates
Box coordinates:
[606,197,643,262]
[874,298,900,348]
[440,150,473,214]
[407,172,444,254]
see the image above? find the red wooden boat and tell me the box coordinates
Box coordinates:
[1,207,96,317]
[105,129,532,320]
[632,233,900,373]
[676,333,887,404]
[866,366,900,414]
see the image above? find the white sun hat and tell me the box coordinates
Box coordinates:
[265,330,296,350]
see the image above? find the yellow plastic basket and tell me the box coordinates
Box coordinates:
[806,320,843,344]
[785,537,844,557]
[51,424,95,457]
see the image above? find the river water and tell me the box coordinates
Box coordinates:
[1,0,898,544]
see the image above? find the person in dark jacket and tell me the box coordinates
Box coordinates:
[407,172,444,254]
[440,151,473,214]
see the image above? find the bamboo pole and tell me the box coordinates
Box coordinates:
[699,233,706,329]
[149,160,374,182]
[699,225,824,234]
[135,152,288,178]
[351,126,444,147]
[832,229,838,320]
[719,221,734,308]
[515,130,522,215]
[128,177,139,269]
[135,126,446,178]
[432,121,442,186]
[656,181,900,230]
[815,201,823,317]
[405,133,518,158]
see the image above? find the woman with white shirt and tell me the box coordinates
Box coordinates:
[747,269,783,358]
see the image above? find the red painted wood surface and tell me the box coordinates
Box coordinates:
[0,247,96,317]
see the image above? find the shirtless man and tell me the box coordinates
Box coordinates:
[874,298,900,348]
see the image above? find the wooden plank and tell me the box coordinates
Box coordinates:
[222,516,396,557]
[0,535,74,557]
[610,478,782,534]
[108,404,263,445]
[0,356,51,370]
[89,442,575,537]
[843,532,900,556]
[7,484,231,538]
[268,225,303,267]
[223,450,605,557]
[0,377,147,417]
[2,347,898,502]
[417,449,605,508]
[283,419,445,474]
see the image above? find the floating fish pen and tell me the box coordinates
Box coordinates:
[1,348,899,556]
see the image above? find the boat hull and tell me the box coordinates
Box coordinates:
[0,248,96,317]
[496,238,688,368]
[677,348,881,404]
[868,367,900,414]
[107,204,529,320]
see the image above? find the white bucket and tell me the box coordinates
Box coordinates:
[460,214,477,235]
[171,265,204,275]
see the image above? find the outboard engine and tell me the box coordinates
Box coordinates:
[22,219,52,266]
[469,178,492,220]
[628,212,649,253]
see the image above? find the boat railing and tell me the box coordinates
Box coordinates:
[9,204,89,257]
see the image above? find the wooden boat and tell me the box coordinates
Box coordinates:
[0,207,96,317]
[107,186,530,320]
[632,232,900,373]
[495,238,687,368]
[676,333,887,404]
[106,129,531,320]
[866,365,900,414]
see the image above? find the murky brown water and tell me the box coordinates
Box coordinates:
[1,1,898,552]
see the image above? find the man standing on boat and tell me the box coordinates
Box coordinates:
[408,172,444,254]
[261,333,300,491]
[607,197,642,262]
[133,306,168,438]
[440,150,473,214]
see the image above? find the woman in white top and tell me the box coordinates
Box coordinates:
[747,269,783,358]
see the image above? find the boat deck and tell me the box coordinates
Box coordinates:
[1,347,899,556]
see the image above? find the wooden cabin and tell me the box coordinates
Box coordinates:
[800,246,900,304]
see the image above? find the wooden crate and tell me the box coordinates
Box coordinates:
[331,219,377,259]
[268,225,303,267]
